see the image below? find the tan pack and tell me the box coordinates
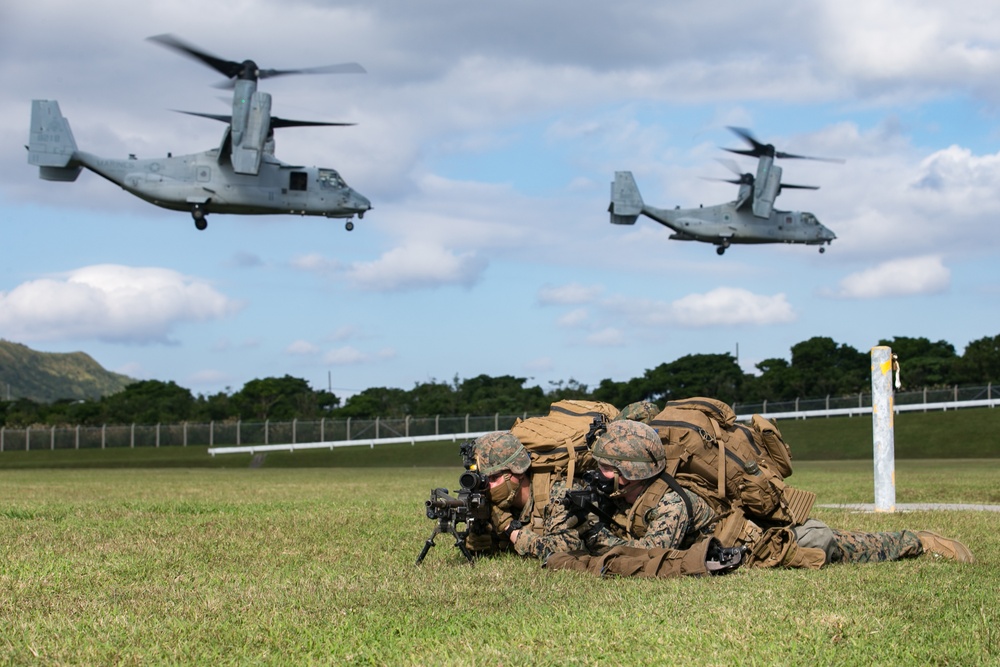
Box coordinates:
[648,397,814,526]
[510,399,619,529]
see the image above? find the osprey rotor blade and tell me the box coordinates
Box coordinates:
[258,63,367,79]
[148,34,245,80]
[149,34,366,85]
[724,126,845,163]
[174,110,355,128]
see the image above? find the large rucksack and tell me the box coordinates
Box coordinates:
[648,397,815,527]
[509,399,619,527]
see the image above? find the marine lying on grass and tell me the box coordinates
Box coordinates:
[418,399,974,576]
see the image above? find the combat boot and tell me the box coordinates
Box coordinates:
[917,531,974,563]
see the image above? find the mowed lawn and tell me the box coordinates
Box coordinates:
[1,461,998,665]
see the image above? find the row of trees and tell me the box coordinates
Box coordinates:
[2,334,998,428]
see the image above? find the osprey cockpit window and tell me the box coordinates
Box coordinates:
[290,171,308,191]
[318,169,346,190]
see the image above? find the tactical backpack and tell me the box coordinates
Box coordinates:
[648,397,815,527]
[509,399,619,529]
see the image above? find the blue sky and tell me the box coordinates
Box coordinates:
[2,1,1000,400]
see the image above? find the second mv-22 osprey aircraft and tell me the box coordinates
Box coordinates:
[27,34,371,231]
[610,127,841,255]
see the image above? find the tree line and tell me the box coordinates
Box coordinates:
[2,334,998,428]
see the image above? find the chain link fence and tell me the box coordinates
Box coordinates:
[2,383,996,452]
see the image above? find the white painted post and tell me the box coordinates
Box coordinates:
[871,346,896,512]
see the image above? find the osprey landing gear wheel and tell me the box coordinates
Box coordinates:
[716,246,726,256]
[345,220,354,231]
[192,205,208,230]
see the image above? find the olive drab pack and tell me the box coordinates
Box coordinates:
[648,397,815,527]
[509,399,619,527]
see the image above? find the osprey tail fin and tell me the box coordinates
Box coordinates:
[28,100,82,181]
[609,171,643,225]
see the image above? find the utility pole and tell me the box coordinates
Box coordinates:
[870,346,897,512]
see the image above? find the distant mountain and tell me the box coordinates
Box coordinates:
[0,340,134,403]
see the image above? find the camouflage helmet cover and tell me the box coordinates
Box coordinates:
[472,431,531,476]
[591,420,665,481]
[614,401,661,424]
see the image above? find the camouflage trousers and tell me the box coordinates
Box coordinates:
[794,518,923,565]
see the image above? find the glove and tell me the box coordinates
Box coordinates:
[465,532,493,553]
[490,506,515,535]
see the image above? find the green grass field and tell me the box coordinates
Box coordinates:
[1,461,998,665]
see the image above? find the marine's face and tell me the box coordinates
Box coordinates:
[598,462,630,489]
[488,471,527,509]
[488,472,514,491]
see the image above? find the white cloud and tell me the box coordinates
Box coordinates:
[830,255,951,299]
[0,265,241,343]
[286,340,320,356]
[290,254,343,273]
[669,288,796,327]
[346,243,487,291]
[538,283,604,306]
[324,346,369,365]
[557,308,590,328]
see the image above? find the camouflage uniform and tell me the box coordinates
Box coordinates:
[794,518,923,564]
[511,478,595,561]
[469,431,596,561]
[586,420,717,552]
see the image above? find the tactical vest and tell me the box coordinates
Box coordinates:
[623,473,695,541]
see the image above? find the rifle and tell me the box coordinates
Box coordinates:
[561,469,620,527]
[415,441,492,565]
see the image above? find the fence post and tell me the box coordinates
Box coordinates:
[183,422,187,447]
[156,423,160,448]
[237,420,241,446]
[1,426,4,452]
[26,426,30,451]
[210,421,214,447]
[321,417,325,442]
[405,415,410,437]
[51,426,55,451]
[265,420,269,445]
[293,418,297,444]
[495,412,499,430]
[347,417,351,440]
[131,424,135,448]
[435,415,439,436]
[871,346,896,513]
[375,416,380,439]
[102,424,106,449]
[76,425,80,450]
[465,414,470,433]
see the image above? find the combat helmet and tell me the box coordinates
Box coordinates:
[614,401,661,424]
[591,420,665,481]
[472,431,531,476]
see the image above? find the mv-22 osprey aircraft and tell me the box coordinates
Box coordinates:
[610,127,841,255]
[27,34,371,230]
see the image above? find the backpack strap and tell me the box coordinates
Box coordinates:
[627,472,695,540]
